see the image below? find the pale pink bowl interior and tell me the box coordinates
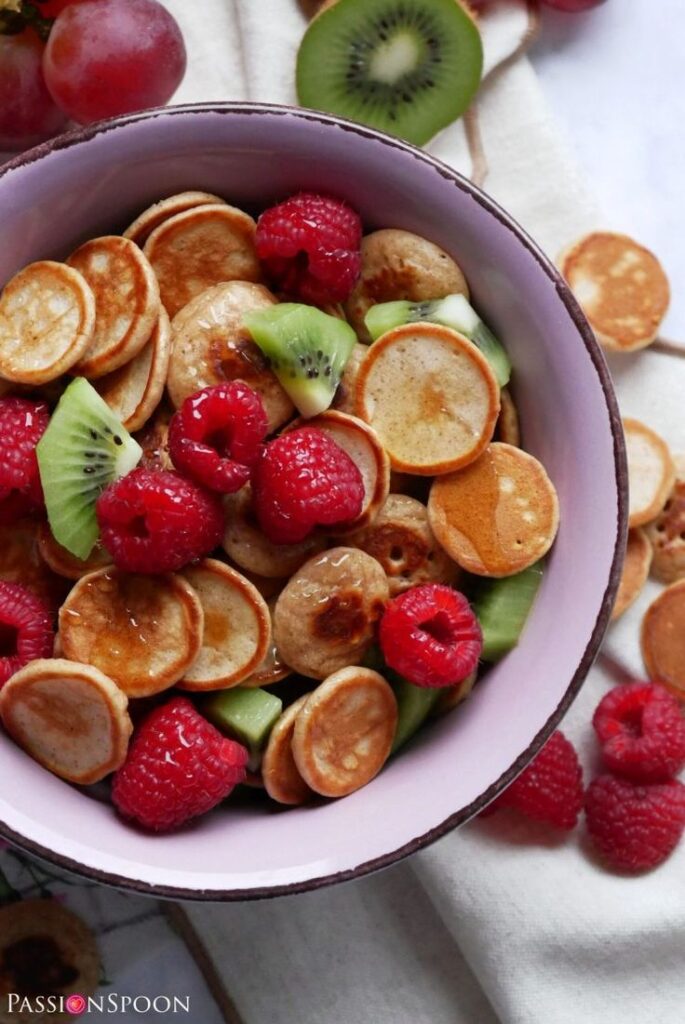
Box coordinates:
[0,104,625,899]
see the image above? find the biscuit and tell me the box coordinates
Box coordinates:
[610,528,652,621]
[645,460,685,583]
[144,204,262,317]
[287,410,390,533]
[624,418,675,528]
[292,666,397,797]
[332,342,367,415]
[355,322,500,475]
[348,493,459,595]
[94,307,171,431]
[559,232,669,352]
[428,442,560,576]
[641,580,685,700]
[0,658,132,785]
[262,693,313,805]
[274,547,389,679]
[38,522,112,581]
[68,236,160,378]
[494,386,521,447]
[0,261,95,384]
[167,280,294,431]
[345,229,469,342]
[59,568,203,697]
[123,191,227,247]
[180,559,271,691]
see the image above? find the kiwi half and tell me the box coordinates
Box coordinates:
[244,303,357,418]
[296,0,483,146]
[473,561,545,662]
[37,377,141,560]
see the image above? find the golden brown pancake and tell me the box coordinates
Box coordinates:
[355,322,500,475]
[179,559,271,691]
[0,519,66,609]
[494,386,521,447]
[68,236,160,378]
[624,418,675,528]
[641,580,685,700]
[123,190,227,246]
[345,229,469,342]
[611,528,652,621]
[167,280,294,431]
[645,458,685,583]
[94,307,171,431]
[143,204,262,317]
[292,667,397,797]
[59,568,203,697]
[0,658,132,785]
[37,523,112,581]
[560,232,669,351]
[262,694,313,805]
[0,261,95,384]
[332,342,367,415]
[428,442,560,577]
[241,598,292,688]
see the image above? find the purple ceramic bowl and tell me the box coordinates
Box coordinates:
[0,103,626,900]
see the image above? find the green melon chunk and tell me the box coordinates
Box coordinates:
[203,687,283,769]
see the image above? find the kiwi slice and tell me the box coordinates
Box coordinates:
[391,672,441,753]
[203,687,283,771]
[36,377,142,561]
[365,294,512,386]
[244,303,357,418]
[296,0,483,146]
[473,561,545,662]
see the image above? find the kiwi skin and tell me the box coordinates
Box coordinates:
[473,562,545,662]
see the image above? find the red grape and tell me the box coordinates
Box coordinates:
[0,30,67,151]
[541,0,606,10]
[38,0,93,15]
[42,0,187,126]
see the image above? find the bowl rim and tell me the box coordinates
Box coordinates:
[0,101,628,901]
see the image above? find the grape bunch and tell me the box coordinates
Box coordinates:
[0,0,186,152]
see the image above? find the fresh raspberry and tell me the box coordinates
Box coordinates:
[112,696,248,831]
[593,682,685,783]
[0,581,54,687]
[0,398,49,523]
[487,730,584,830]
[585,774,685,872]
[379,584,482,688]
[256,192,362,305]
[252,426,364,544]
[96,467,224,573]
[168,382,268,494]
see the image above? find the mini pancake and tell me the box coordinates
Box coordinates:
[428,442,560,577]
[167,280,294,431]
[0,260,95,384]
[645,461,685,583]
[332,342,367,415]
[262,693,313,805]
[494,386,521,447]
[287,410,390,533]
[123,191,227,246]
[344,229,469,342]
[179,559,271,691]
[641,580,685,700]
[241,598,292,688]
[0,519,66,609]
[348,493,459,596]
[134,401,174,469]
[0,658,132,785]
[59,568,203,697]
[38,522,112,581]
[355,322,500,475]
[68,235,161,378]
[222,485,326,578]
[292,666,397,798]
[94,307,171,431]
[274,547,389,679]
[559,232,669,352]
[610,528,652,621]
[0,898,99,1022]
[435,668,477,716]
[624,418,675,528]
[143,203,262,317]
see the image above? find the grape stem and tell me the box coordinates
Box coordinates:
[0,1,54,41]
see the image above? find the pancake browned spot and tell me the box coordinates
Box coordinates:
[123,191,227,247]
[624,418,675,528]
[262,693,313,805]
[59,568,203,697]
[0,658,132,785]
[94,307,171,431]
[559,232,669,352]
[0,261,95,384]
[641,580,685,700]
[611,528,652,621]
[68,235,160,378]
[144,204,262,317]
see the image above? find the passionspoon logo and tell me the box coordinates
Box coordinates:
[65,994,86,1015]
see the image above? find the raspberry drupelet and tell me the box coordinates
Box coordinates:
[0,397,49,523]
[0,581,54,687]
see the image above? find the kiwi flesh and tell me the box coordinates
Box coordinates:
[473,562,545,662]
[244,303,357,418]
[365,294,512,386]
[296,0,483,146]
[391,672,441,753]
[36,377,142,560]
[203,687,283,771]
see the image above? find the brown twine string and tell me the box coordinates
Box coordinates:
[651,336,685,359]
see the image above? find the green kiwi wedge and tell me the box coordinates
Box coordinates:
[390,672,441,753]
[473,562,545,662]
[36,377,142,560]
[365,294,512,386]
[296,0,483,146]
[244,303,357,418]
